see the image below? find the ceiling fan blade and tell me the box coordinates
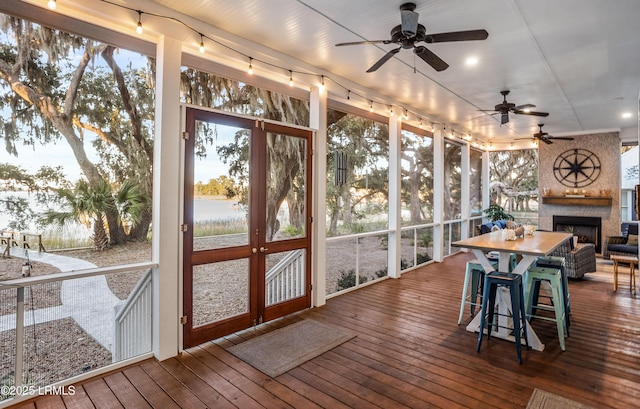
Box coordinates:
[336,39,392,46]
[501,112,509,124]
[548,136,575,141]
[514,103,536,110]
[513,109,549,117]
[425,29,489,43]
[539,136,553,144]
[414,46,449,71]
[366,47,401,72]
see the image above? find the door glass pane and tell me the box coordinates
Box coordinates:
[192,259,249,327]
[193,121,250,250]
[266,132,307,242]
[265,249,306,306]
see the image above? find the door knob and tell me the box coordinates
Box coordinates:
[259,247,268,253]
[252,248,257,254]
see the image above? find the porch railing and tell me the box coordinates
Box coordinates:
[113,268,153,362]
[0,261,156,403]
[265,249,305,306]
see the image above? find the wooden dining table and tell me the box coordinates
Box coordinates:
[452,229,573,351]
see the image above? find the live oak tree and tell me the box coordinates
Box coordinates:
[0,16,153,244]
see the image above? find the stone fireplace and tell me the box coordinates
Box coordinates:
[538,131,621,255]
[553,215,602,253]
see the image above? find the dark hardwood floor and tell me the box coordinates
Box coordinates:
[6,253,640,408]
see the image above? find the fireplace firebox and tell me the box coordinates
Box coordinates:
[553,215,602,253]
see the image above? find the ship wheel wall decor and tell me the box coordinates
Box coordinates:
[552,148,601,188]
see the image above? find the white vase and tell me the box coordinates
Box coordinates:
[573,236,579,247]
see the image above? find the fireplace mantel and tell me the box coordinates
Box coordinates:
[541,196,612,206]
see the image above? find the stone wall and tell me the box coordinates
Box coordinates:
[538,131,621,254]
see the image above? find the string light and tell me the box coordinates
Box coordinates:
[47,0,57,10]
[96,0,485,149]
[136,10,143,35]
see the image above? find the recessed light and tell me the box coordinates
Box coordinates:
[465,56,478,66]
[622,112,633,118]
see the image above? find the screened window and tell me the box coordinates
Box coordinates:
[401,127,434,226]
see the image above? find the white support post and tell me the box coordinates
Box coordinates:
[432,125,445,262]
[310,86,327,307]
[152,36,182,360]
[388,115,402,278]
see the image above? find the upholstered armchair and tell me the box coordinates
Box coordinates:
[604,224,639,260]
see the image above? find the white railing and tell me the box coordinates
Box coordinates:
[113,268,153,362]
[265,249,305,306]
[0,260,156,402]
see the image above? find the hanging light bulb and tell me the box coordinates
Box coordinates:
[136,11,143,35]
[319,75,325,91]
[369,101,374,113]
[247,58,253,75]
[199,34,205,53]
[389,106,394,116]
[419,118,423,128]
[403,109,409,120]
[47,0,57,10]
[289,70,294,87]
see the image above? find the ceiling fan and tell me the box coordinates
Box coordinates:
[480,90,549,125]
[334,2,488,73]
[516,124,575,144]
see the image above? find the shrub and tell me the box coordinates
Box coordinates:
[336,269,369,291]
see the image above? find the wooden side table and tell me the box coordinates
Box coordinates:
[611,255,638,295]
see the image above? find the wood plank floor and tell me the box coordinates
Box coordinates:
[6,253,640,408]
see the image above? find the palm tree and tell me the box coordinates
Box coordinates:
[41,179,149,251]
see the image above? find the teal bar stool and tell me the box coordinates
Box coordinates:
[457,259,497,324]
[534,256,570,333]
[524,266,567,351]
[458,253,516,324]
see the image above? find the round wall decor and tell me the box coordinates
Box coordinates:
[553,148,601,187]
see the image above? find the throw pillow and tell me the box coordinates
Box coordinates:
[627,234,639,245]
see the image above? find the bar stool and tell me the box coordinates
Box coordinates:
[458,254,516,324]
[476,271,529,364]
[458,259,497,324]
[524,266,567,351]
[533,256,570,333]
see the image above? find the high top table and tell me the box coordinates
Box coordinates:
[452,230,572,351]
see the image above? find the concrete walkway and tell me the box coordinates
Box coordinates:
[0,247,121,352]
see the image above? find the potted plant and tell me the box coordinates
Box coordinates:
[565,225,579,247]
[483,203,514,222]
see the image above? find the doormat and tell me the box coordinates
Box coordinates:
[227,319,356,377]
[527,388,595,409]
